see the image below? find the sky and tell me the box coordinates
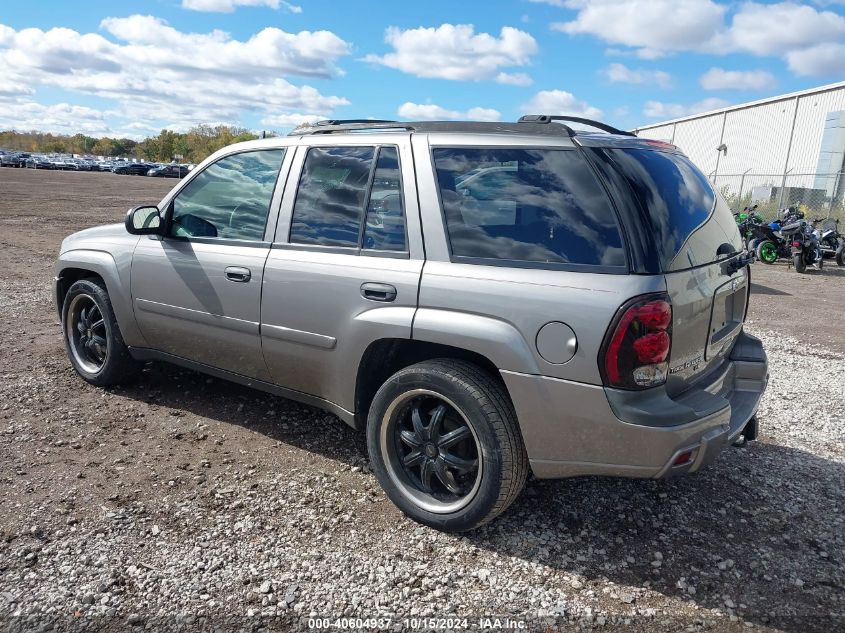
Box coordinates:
[0,0,844,140]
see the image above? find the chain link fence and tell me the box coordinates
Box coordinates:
[710,170,844,221]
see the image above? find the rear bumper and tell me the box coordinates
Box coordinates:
[502,330,768,479]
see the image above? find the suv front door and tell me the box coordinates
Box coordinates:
[260,137,424,414]
[131,147,291,380]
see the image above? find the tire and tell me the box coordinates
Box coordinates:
[367,359,529,532]
[793,252,807,273]
[836,248,845,267]
[756,241,778,264]
[62,278,140,386]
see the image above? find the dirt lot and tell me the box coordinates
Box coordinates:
[0,169,843,632]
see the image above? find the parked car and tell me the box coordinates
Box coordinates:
[25,156,54,169]
[112,162,153,175]
[55,117,768,532]
[1,152,30,167]
[147,164,190,178]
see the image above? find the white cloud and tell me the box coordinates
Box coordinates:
[495,72,533,86]
[553,0,726,57]
[604,63,672,89]
[363,24,538,82]
[552,0,845,78]
[0,100,111,135]
[643,97,729,119]
[0,16,351,135]
[397,102,501,121]
[786,42,845,75]
[699,67,776,91]
[520,90,602,119]
[182,0,302,13]
[714,2,845,57]
[259,112,326,128]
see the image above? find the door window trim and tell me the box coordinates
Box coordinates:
[282,143,410,259]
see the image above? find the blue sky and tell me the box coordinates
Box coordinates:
[1,0,843,139]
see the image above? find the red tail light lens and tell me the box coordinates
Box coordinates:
[792,241,802,248]
[633,331,670,363]
[601,295,672,390]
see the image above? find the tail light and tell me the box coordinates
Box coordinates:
[600,294,672,390]
[792,240,802,248]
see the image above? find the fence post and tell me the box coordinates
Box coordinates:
[778,168,793,209]
[738,168,751,207]
[831,171,842,218]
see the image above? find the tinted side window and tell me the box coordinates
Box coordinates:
[170,149,285,241]
[433,148,625,267]
[290,146,375,247]
[362,147,406,251]
[606,149,741,271]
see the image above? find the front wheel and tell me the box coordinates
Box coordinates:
[367,359,528,532]
[793,251,807,273]
[62,278,141,386]
[756,241,778,264]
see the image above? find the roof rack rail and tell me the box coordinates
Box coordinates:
[313,119,398,126]
[287,120,577,137]
[518,115,636,137]
[289,120,413,136]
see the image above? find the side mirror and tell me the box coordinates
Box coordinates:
[125,205,163,235]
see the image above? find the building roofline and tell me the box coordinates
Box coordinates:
[634,80,845,132]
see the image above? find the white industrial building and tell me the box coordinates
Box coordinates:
[634,81,845,215]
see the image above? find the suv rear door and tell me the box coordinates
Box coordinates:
[588,144,748,396]
[260,134,424,414]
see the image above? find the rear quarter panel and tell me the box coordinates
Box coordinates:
[416,263,665,382]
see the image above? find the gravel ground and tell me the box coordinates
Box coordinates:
[0,169,843,632]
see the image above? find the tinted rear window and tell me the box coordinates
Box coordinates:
[607,149,742,271]
[432,148,626,269]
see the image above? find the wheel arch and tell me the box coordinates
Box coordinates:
[354,338,511,430]
[55,250,147,348]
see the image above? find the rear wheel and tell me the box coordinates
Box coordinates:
[793,252,807,273]
[367,359,528,532]
[756,241,778,264]
[836,247,845,267]
[62,278,140,386]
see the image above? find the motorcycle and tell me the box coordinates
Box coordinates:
[751,206,805,265]
[734,205,766,252]
[810,218,844,266]
[780,217,823,273]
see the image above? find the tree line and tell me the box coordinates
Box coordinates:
[0,124,265,163]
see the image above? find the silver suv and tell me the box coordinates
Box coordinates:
[55,116,768,531]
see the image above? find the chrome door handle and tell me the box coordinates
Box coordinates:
[225,266,251,283]
[360,282,397,302]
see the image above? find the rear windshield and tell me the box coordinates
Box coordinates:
[606,149,742,271]
[432,148,626,269]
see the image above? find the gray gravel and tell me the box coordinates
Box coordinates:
[1,317,842,632]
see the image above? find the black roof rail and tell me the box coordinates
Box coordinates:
[519,115,636,137]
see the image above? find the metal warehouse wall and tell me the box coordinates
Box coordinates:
[635,82,845,189]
